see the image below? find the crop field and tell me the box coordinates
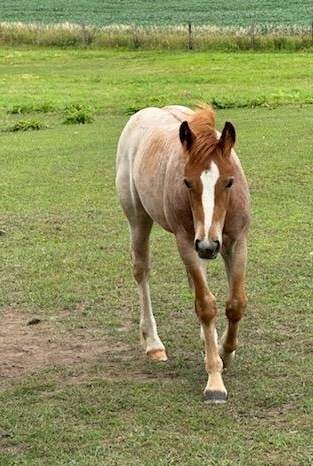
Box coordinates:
[1,1,313,51]
[0,48,312,465]
[0,0,312,27]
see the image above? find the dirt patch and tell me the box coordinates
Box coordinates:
[0,309,130,383]
[0,309,181,393]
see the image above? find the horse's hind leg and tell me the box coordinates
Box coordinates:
[220,235,248,368]
[129,213,168,362]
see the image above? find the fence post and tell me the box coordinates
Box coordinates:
[188,21,193,50]
[133,26,140,49]
[82,23,86,47]
[250,24,255,50]
[36,23,42,46]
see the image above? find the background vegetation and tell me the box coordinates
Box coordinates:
[0,49,313,123]
[0,0,313,51]
[0,46,312,465]
[0,0,312,27]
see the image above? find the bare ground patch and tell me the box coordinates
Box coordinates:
[0,309,131,383]
[0,309,178,391]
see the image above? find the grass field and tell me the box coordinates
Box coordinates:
[0,0,312,26]
[1,49,313,121]
[0,48,312,465]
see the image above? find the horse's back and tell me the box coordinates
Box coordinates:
[117,105,193,175]
[162,105,194,122]
[117,105,189,157]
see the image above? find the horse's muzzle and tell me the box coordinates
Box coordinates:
[195,239,220,260]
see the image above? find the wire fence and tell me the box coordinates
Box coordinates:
[0,21,313,51]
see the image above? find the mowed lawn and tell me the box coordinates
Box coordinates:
[0,49,312,465]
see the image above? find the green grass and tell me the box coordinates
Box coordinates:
[0,0,312,26]
[0,49,313,124]
[0,48,312,465]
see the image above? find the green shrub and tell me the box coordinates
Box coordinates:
[63,104,94,124]
[9,119,47,132]
[8,102,56,114]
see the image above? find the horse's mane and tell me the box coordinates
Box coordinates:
[188,105,219,159]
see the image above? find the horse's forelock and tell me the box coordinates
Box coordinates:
[187,105,219,159]
[190,105,216,130]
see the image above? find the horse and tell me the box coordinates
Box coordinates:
[116,104,250,403]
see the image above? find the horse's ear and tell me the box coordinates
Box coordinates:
[219,121,236,157]
[179,121,194,150]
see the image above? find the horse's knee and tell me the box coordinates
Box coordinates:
[226,295,247,323]
[195,294,217,326]
[132,256,150,283]
[133,261,144,283]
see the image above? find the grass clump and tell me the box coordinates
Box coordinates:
[63,104,94,125]
[9,119,46,132]
[8,102,56,114]
[211,96,268,109]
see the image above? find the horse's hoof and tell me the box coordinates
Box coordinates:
[203,390,227,403]
[147,349,168,361]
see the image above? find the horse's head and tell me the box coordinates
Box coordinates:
[179,107,236,260]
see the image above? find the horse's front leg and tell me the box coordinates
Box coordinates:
[130,217,168,362]
[177,237,227,402]
[220,235,248,368]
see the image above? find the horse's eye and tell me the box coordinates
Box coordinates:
[225,177,234,189]
[184,178,192,189]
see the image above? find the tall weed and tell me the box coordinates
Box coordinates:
[0,21,312,51]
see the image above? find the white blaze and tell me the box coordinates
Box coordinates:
[200,162,220,240]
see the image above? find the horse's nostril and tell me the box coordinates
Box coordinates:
[214,240,220,252]
[195,239,200,251]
